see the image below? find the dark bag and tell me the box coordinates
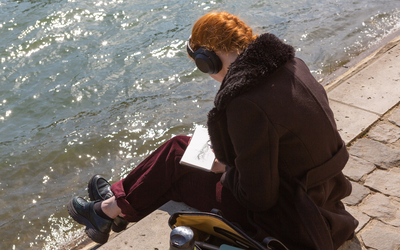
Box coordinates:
[168,209,289,250]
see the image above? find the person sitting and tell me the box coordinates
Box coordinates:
[68,11,358,249]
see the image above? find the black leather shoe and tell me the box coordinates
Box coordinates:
[88,175,129,232]
[88,174,113,201]
[67,197,112,244]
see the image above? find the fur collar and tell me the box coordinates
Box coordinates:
[213,33,295,111]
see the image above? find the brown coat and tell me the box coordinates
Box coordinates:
[207,33,358,250]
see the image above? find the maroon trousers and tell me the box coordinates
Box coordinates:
[111,135,250,228]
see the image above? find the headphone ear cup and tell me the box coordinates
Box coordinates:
[194,48,222,74]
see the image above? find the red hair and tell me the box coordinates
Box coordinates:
[190,12,257,53]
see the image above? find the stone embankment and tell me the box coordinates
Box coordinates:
[329,34,400,250]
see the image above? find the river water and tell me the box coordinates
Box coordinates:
[0,0,399,249]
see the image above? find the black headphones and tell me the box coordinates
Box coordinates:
[186,36,222,74]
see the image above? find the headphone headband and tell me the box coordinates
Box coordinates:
[186,36,222,75]
[186,36,196,59]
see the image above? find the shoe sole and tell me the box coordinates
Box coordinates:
[87,175,98,201]
[67,199,109,244]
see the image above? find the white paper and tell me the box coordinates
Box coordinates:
[180,127,215,171]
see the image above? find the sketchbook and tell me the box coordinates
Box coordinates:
[180,126,215,171]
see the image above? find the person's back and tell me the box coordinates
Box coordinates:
[246,58,356,249]
[207,32,358,249]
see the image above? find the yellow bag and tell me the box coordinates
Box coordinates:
[168,210,289,250]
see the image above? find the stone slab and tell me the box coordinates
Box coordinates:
[342,181,370,206]
[367,123,400,144]
[342,155,376,181]
[327,100,379,144]
[389,108,400,127]
[337,236,367,250]
[344,205,370,233]
[98,201,196,250]
[358,193,400,227]
[328,44,400,115]
[361,220,400,250]
[364,168,400,198]
[349,138,400,169]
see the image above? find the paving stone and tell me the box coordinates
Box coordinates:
[349,138,400,169]
[328,45,400,116]
[328,100,379,144]
[388,108,400,127]
[358,193,400,227]
[367,123,400,143]
[338,235,366,250]
[361,220,400,250]
[344,205,370,233]
[342,155,376,181]
[99,201,196,250]
[364,168,400,198]
[343,181,370,205]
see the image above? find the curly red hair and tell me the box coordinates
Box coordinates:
[190,12,257,53]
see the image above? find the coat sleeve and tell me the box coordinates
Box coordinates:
[221,96,280,212]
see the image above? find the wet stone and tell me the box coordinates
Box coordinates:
[367,123,400,143]
[364,168,400,198]
[344,205,370,233]
[358,193,400,227]
[349,138,400,169]
[388,107,400,127]
[361,220,400,250]
[342,155,375,181]
[343,181,370,205]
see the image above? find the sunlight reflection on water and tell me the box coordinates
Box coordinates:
[0,0,399,249]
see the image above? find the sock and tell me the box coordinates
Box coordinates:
[94,201,113,221]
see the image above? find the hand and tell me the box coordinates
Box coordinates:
[211,159,226,174]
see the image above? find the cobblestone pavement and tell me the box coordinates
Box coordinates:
[339,105,400,250]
